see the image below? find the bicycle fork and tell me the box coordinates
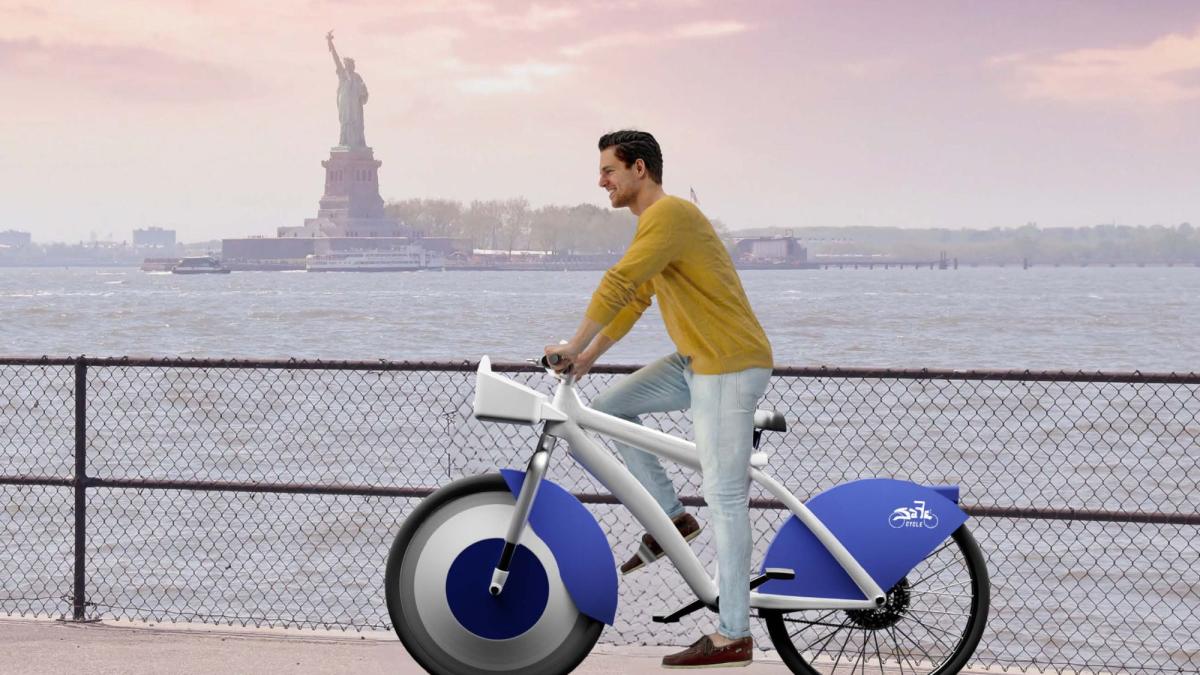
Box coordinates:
[489,428,557,596]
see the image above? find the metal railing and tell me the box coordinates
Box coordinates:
[0,356,1196,674]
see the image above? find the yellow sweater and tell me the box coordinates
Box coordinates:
[585,196,773,375]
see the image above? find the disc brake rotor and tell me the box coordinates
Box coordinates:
[844,577,911,630]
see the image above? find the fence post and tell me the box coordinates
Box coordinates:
[72,357,88,621]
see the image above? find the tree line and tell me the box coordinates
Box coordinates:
[735,222,1200,265]
[387,197,1200,264]
[384,198,638,254]
[385,197,732,254]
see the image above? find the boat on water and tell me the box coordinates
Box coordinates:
[172,256,232,274]
[141,257,179,272]
[305,248,444,272]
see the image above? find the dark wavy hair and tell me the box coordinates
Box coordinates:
[598,130,663,184]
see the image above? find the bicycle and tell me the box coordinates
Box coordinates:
[385,356,990,674]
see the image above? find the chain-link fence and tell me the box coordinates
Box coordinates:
[0,356,1196,673]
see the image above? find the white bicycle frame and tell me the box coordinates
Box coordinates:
[475,357,886,612]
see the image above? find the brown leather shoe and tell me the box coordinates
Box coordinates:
[662,634,753,669]
[619,512,702,575]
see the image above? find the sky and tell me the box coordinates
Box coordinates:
[3,0,1200,243]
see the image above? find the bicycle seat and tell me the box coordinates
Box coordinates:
[751,410,786,466]
[753,409,787,432]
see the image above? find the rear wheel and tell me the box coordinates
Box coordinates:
[763,524,989,674]
[385,474,603,675]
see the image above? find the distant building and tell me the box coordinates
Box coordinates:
[133,227,176,248]
[0,230,32,248]
[731,236,807,263]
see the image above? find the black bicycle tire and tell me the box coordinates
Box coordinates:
[763,524,990,675]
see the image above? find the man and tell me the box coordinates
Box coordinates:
[545,130,773,669]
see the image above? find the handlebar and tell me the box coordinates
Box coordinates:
[539,353,563,369]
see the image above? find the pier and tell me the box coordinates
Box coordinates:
[813,251,955,270]
[0,618,1011,675]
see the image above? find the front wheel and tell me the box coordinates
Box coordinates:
[763,524,990,675]
[385,474,603,675]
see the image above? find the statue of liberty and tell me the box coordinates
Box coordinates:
[325,31,369,148]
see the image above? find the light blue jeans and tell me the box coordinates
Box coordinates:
[591,352,772,640]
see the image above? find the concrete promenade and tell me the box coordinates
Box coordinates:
[0,617,1018,674]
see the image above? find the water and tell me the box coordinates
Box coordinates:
[2,266,1198,371]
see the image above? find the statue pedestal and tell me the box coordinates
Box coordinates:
[275,144,407,239]
[319,146,386,220]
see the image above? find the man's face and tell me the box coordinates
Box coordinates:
[598,147,641,209]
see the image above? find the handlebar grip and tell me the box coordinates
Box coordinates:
[540,354,563,368]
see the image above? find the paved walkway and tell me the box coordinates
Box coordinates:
[0,617,1011,674]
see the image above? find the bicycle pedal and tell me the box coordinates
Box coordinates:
[652,598,707,624]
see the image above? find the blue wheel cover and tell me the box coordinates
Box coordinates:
[761,478,968,600]
[501,469,618,625]
[445,538,549,640]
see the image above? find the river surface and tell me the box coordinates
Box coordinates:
[1,266,1197,371]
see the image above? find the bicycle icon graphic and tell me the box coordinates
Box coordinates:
[889,500,941,529]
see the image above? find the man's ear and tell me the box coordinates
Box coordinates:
[634,158,647,178]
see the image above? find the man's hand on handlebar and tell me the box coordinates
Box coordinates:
[543,342,578,374]
[543,341,599,379]
[569,348,598,379]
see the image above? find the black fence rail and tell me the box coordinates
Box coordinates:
[0,356,1196,674]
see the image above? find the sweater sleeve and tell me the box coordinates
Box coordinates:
[600,282,654,342]
[585,206,681,326]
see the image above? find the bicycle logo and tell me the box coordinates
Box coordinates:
[889,500,940,529]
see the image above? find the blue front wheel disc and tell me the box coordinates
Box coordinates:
[446,538,549,640]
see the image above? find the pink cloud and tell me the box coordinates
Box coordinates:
[352,3,748,97]
[560,19,750,57]
[671,20,748,39]
[455,60,573,94]
[445,15,750,95]
[485,3,578,31]
[995,26,1200,104]
[357,0,577,32]
[0,37,260,103]
[0,4,48,19]
[841,57,904,79]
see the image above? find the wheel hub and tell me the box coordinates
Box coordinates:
[844,578,911,630]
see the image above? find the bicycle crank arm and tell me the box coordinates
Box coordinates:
[653,568,795,623]
[652,597,708,624]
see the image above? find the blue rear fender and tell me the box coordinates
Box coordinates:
[501,469,618,625]
[761,478,968,600]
